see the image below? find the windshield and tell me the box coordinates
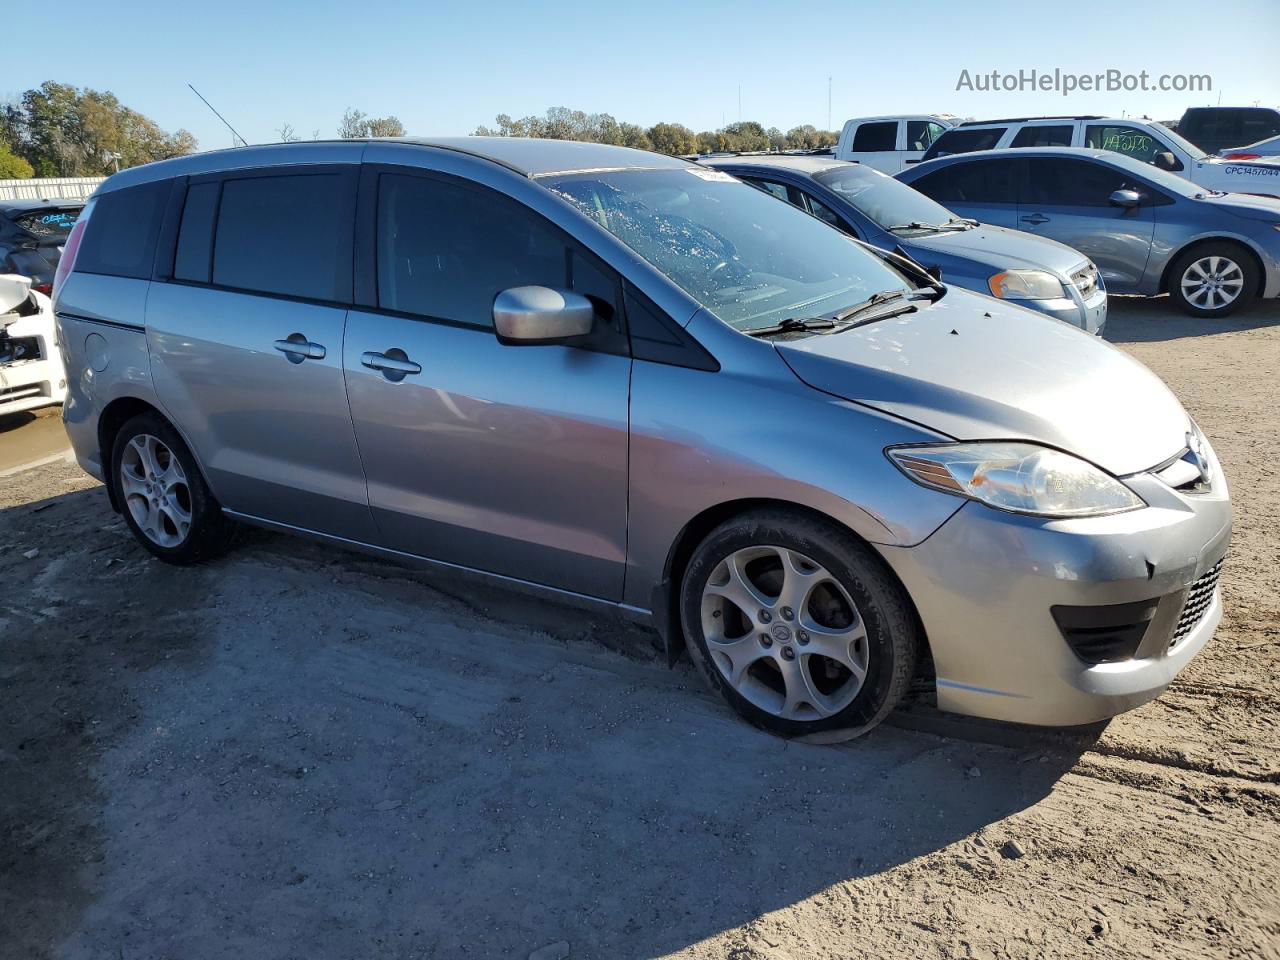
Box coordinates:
[1152,122,1208,161]
[813,167,959,232]
[541,168,911,330]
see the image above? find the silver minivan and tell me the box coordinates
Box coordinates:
[52,139,1230,738]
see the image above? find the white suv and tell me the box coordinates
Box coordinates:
[834,115,957,173]
[921,116,1280,197]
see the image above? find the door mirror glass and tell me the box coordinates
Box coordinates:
[1109,189,1142,208]
[493,286,594,345]
[1154,151,1179,171]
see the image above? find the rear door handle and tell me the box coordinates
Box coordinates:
[1020,214,1050,225]
[361,350,422,376]
[274,334,326,363]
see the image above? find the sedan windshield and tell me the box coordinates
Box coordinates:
[541,168,911,330]
[813,166,961,233]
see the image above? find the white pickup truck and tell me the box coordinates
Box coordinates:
[920,116,1280,197]
[833,115,957,173]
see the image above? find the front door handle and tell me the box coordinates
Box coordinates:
[361,349,422,378]
[1020,214,1050,225]
[274,333,326,363]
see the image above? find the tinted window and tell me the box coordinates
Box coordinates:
[1011,125,1073,148]
[173,182,219,283]
[800,192,852,233]
[851,122,897,152]
[922,127,1007,161]
[913,159,1020,204]
[75,181,168,279]
[814,166,956,232]
[376,174,566,327]
[742,177,792,204]
[1085,124,1165,164]
[213,173,351,302]
[1024,158,1136,206]
[906,121,946,150]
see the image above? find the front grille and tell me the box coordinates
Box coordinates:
[1071,262,1099,299]
[1171,558,1224,647]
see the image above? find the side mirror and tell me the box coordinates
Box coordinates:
[1154,151,1179,171]
[493,286,595,345]
[1109,189,1142,209]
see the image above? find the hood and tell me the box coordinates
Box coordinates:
[776,289,1188,476]
[1209,191,1280,223]
[903,223,1086,276]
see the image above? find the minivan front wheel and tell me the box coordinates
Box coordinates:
[1170,243,1258,317]
[679,510,918,740]
[112,413,236,564]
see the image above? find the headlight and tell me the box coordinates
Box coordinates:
[988,269,1066,300]
[888,442,1145,517]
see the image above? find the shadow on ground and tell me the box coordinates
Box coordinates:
[0,482,1099,960]
[1104,294,1280,344]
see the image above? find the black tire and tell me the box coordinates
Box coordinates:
[110,411,236,564]
[1168,241,1259,318]
[679,508,918,741]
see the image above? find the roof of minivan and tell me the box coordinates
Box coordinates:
[701,154,851,175]
[93,137,693,194]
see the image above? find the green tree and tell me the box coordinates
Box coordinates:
[338,108,406,139]
[0,141,34,178]
[647,122,698,156]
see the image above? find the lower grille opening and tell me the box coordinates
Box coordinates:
[1051,599,1160,664]
[1171,558,1223,648]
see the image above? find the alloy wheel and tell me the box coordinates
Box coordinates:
[1180,255,1245,311]
[700,545,869,721]
[119,434,193,548]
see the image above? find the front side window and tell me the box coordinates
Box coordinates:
[212,173,351,301]
[1086,125,1168,165]
[815,167,956,233]
[376,174,566,327]
[1023,158,1133,206]
[542,168,911,330]
[851,122,897,153]
[906,121,946,151]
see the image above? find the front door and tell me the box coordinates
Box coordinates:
[147,167,377,541]
[1019,157,1156,291]
[343,170,631,599]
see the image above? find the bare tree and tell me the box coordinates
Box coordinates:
[276,122,300,142]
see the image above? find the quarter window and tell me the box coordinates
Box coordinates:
[212,173,352,301]
[851,122,897,152]
[74,181,168,280]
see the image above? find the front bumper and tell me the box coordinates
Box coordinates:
[1022,278,1108,335]
[875,469,1230,726]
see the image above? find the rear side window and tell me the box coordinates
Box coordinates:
[376,173,567,327]
[922,127,1007,162]
[1011,125,1073,148]
[173,182,219,283]
[1024,158,1135,207]
[906,120,947,150]
[212,173,352,302]
[851,122,897,152]
[74,181,168,279]
[913,159,1020,204]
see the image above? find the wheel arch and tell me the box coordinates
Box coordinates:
[96,397,215,514]
[1158,235,1267,297]
[651,497,931,674]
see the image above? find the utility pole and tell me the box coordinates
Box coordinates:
[827,76,832,131]
[738,85,742,123]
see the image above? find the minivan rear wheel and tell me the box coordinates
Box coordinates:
[1169,242,1258,318]
[679,509,918,741]
[112,412,236,564]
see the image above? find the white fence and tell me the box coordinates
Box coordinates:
[0,177,105,201]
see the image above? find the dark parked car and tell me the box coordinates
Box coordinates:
[899,147,1280,318]
[1177,107,1280,155]
[0,198,84,295]
[702,155,1106,333]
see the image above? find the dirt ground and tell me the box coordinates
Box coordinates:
[1,296,1277,960]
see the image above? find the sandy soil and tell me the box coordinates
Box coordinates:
[1,297,1277,960]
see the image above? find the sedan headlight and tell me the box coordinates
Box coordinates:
[888,442,1145,518]
[988,269,1066,301]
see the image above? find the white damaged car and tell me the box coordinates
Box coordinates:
[1,274,67,415]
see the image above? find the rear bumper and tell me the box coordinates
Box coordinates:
[875,471,1231,726]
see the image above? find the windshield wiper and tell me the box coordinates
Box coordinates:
[743,316,838,338]
[886,220,944,233]
[830,285,945,327]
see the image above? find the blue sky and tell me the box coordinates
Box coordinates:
[8,0,1279,150]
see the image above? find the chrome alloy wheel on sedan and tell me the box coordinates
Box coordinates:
[119,433,193,548]
[700,545,869,721]
[1179,255,1245,312]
